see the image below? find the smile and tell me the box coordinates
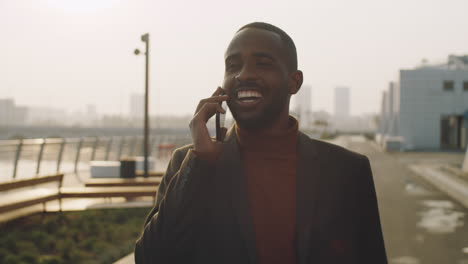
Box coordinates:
[237,90,263,104]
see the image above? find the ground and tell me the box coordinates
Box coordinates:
[340,136,468,264]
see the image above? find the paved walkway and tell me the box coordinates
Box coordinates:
[342,137,468,264]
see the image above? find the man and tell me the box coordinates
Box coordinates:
[135,22,387,264]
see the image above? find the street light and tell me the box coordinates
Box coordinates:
[134,33,150,178]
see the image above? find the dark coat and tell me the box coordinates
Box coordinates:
[135,128,387,264]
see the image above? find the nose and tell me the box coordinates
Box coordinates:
[235,63,257,83]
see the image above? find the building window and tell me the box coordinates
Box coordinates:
[464,81,468,91]
[443,81,454,91]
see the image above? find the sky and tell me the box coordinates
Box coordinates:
[1,0,468,117]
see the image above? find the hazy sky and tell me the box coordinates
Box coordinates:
[1,0,467,116]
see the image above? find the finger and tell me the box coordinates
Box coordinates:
[197,102,226,122]
[204,95,229,102]
[195,95,229,113]
[190,103,225,148]
[212,86,225,96]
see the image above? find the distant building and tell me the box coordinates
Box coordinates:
[379,55,468,150]
[27,106,68,125]
[0,99,15,126]
[334,87,350,118]
[85,104,98,126]
[0,98,28,126]
[130,93,144,119]
[294,85,312,128]
[378,82,399,138]
[14,106,28,125]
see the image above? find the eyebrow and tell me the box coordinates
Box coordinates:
[225,52,276,62]
[252,52,275,61]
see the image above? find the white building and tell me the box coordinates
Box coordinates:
[379,55,468,150]
[334,87,350,118]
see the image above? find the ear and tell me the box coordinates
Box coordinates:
[288,70,303,95]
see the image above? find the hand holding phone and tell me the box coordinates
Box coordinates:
[190,87,228,154]
[216,101,227,142]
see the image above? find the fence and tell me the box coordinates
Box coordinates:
[0,134,192,182]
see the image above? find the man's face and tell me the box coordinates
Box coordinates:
[223,28,292,130]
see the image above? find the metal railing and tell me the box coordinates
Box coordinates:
[0,134,192,182]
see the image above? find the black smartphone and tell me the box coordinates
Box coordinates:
[216,101,227,142]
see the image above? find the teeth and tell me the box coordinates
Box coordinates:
[238,90,262,99]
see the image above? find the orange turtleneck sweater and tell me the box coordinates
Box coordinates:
[236,117,298,264]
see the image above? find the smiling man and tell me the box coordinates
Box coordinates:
[135,22,387,264]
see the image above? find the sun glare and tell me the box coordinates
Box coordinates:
[46,0,119,14]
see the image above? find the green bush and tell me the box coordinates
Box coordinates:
[2,234,18,253]
[0,208,149,264]
[3,254,21,264]
[19,252,37,264]
[38,255,62,264]
[0,248,9,263]
[16,241,39,255]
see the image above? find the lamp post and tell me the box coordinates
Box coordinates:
[134,33,150,178]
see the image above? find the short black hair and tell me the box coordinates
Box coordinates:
[237,22,298,71]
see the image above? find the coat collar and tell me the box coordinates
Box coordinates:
[296,132,320,264]
[216,126,257,264]
[216,126,321,264]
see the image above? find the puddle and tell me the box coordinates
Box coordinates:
[405,182,435,196]
[391,256,420,264]
[417,200,465,234]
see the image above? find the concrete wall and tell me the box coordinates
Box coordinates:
[399,68,468,150]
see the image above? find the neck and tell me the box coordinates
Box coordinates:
[235,115,299,152]
[237,112,291,135]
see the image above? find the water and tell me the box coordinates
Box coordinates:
[401,179,468,263]
[417,200,465,234]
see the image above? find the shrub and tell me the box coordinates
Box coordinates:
[19,252,37,264]
[0,248,8,263]
[0,208,148,264]
[3,254,21,264]
[38,255,62,264]
[16,241,39,255]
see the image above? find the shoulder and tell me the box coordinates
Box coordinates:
[162,144,193,173]
[172,144,193,158]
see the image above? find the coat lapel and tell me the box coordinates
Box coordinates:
[216,127,257,264]
[296,132,321,264]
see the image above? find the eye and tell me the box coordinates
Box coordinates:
[225,62,239,71]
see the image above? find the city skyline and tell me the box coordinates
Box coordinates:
[2,0,468,117]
